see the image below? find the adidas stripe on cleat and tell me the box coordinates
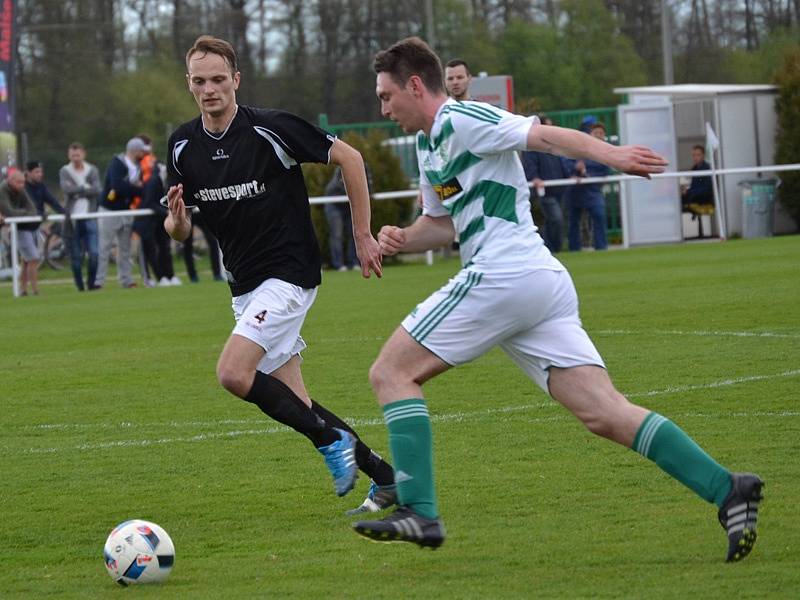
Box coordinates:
[346,480,398,515]
[317,428,358,497]
[353,506,445,549]
[718,472,764,563]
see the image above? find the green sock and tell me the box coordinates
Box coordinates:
[633,412,732,507]
[383,399,438,519]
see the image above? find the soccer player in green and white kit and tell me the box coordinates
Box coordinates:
[353,37,763,562]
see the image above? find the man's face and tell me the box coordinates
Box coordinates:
[68,148,85,164]
[445,65,471,100]
[590,127,606,140]
[692,148,705,165]
[376,72,424,133]
[187,52,240,118]
[8,172,25,192]
[27,166,44,183]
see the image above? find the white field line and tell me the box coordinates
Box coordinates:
[595,329,800,339]
[11,369,800,456]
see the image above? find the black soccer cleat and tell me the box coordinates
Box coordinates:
[718,472,764,562]
[353,506,446,549]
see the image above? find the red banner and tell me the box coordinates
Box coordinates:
[0,0,15,166]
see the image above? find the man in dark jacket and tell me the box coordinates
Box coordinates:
[681,145,713,209]
[25,161,65,217]
[520,117,570,253]
[0,170,41,295]
[96,137,147,288]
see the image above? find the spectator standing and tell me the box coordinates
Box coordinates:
[0,170,41,295]
[324,165,369,271]
[566,122,612,251]
[444,59,472,101]
[520,116,570,253]
[131,135,178,287]
[97,137,147,288]
[25,161,66,217]
[59,142,102,291]
[181,211,223,282]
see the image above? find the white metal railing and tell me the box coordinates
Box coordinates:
[3,163,799,296]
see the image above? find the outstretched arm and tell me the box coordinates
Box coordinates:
[378,215,455,256]
[527,124,668,178]
[329,138,382,279]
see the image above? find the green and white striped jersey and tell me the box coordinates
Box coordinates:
[417,98,563,274]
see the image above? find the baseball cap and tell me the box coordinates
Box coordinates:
[126,137,152,153]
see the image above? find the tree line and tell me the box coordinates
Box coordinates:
[14,0,800,174]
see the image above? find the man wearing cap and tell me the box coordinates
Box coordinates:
[97,137,148,288]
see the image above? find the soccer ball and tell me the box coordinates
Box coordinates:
[103,519,175,585]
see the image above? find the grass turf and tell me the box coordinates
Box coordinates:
[1,236,799,598]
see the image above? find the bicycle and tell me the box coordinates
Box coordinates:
[37,220,67,271]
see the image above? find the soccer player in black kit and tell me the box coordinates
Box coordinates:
[164,35,396,514]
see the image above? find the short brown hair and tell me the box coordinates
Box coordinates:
[373,37,445,95]
[445,59,470,75]
[186,35,238,75]
[68,142,84,151]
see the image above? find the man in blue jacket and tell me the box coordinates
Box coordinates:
[96,137,147,288]
[565,122,612,251]
[520,116,570,253]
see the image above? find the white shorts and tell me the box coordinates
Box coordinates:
[401,268,605,392]
[231,278,318,375]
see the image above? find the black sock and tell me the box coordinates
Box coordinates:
[311,399,395,486]
[244,372,338,448]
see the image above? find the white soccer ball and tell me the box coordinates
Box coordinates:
[103,519,175,585]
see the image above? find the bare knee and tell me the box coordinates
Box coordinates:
[216,362,254,399]
[368,357,394,395]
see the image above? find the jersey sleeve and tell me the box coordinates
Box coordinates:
[166,131,197,207]
[257,110,335,165]
[418,168,450,218]
[450,104,538,156]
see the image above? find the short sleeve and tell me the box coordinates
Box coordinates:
[418,170,450,218]
[450,104,538,156]
[256,110,335,165]
[166,132,195,207]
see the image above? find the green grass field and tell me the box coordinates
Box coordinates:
[2,236,799,598]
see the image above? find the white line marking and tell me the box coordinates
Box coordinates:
[627,369,800,398]
[595,329,800,339]
[10,367,800,455]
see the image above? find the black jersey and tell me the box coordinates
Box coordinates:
[167,105,334,295]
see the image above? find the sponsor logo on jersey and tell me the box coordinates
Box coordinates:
[194,180,266,202]
[212,148,230,161]
[432,177,462,201]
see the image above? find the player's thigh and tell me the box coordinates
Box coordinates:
[372,326,451,386]
[230,278,317,375]
[499,270,605,393]
[401,269,546,367]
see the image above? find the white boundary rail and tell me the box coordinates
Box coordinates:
[3,164,799,297]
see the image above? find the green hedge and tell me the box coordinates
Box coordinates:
[303,130,414,266]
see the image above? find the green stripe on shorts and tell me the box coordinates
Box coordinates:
[409,272,482,343]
